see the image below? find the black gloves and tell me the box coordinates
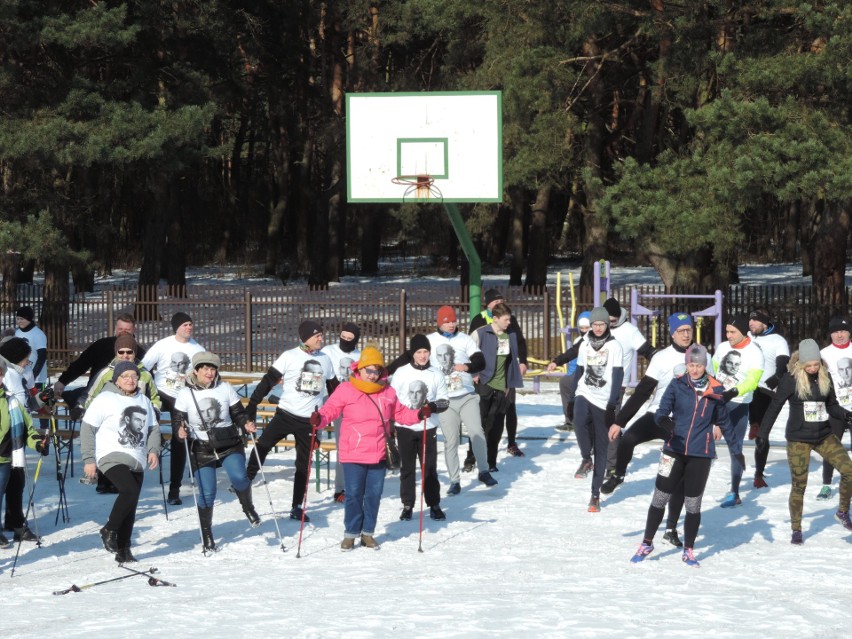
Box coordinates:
[69,405,84,421]
[659,416,675,433]
[765,375,780,390]
[605,404,616,427]
[721,388,739,402]
[36,438,50,456]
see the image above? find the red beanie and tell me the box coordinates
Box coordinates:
[437,306,457,325]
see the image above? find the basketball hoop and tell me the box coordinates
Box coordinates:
[391,174,444,201]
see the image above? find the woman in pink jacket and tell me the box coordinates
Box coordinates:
[312,346,427,551]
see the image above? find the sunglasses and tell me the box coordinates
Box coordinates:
[362,367,382,376]
[117,350,134,355]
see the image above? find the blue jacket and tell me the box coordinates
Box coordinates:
[476,325,524,389]
[655,374,737,458]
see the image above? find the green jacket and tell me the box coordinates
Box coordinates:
[82,360,162,413]
[0,387,39,464]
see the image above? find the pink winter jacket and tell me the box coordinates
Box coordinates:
[317,381,421,464]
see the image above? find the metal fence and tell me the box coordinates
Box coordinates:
[1,282,849,374]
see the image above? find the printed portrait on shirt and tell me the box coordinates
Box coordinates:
[584,348,609,389]
[296,359,324,395]
[197,397,223,430]
[408,380,428,409]
[718,351,742,389]
[436,344,455,376]
[118,406,146,448]
[337,357,354,383]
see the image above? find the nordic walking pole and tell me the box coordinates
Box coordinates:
[11,439,47,578]
[158,450,169,520]
[49,412,70,524]
[53,567,160,595]
[418,418,428,553]
[249,431,287,552]
[182,432,207,555]
[296,414,318,559]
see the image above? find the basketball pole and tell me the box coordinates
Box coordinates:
[443,203,482,322]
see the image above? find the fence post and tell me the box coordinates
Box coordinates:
[245,291,253,372]
[106,290,114,333]
[543,287,550,359]
[399,289,407,355]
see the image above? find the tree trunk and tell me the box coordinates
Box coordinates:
[811,201,849,310]
[42,262,69,356]
[525,184,551,290]
[136,172,168,321]
[1,252,22,312]
[579,38,609,287]
[359,207,381,275]
[263,98,291,278]
[509,188,525,286]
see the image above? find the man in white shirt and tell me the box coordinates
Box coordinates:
[817,316,852,500]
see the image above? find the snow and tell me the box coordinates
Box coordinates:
[4,382,852,638]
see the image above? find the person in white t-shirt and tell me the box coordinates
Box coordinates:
[567,307,624,512]
[816,316,852,500]
[712,315,764,508]
[390,334,449,521]
[141,312,205,505]
[747,309,790,489]
[14,306,47,388]
[245,320,335,521]
[321,322,362,502]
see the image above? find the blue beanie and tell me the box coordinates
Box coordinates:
[668,313,693,335]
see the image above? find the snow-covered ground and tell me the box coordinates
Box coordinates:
[4,383,851,638]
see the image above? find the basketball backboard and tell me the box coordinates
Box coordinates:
[346,91,502,203]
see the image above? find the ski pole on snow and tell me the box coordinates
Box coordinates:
[52,567,161,595]
[158,451,169,520]
[418,418,427,553]
[296,414,318,559]
[249,432,287,552]
[118,564,177,587]
[11,439,47,578]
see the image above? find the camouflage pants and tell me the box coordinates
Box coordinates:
[787,436,852,532]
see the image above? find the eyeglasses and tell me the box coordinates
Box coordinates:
[362,367,382,376]
[117,350,134,355]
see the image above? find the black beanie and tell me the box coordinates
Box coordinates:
[15,306,35,322]
[603,298,621,318]
[299,320,323,343]
[483,289,503,306]
[0,337,31,365]
[749,309,772,326]
[171,312,192,332]
[727,314,750,337]
[410,334,431,354]
[829,316,851,334]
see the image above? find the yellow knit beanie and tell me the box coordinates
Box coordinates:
[357,346,385,370]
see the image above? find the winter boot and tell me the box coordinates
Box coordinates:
[360,534,380,549]
[198,507,217,553]
[235,487,261,528]
[115,545,138,564]
[0,532,11,549]
[100,526,119,553]
[14,525,39,543]
[462,451,476,473]
[601,474,624,495]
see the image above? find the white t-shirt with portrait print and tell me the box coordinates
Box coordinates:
[426,331,480,398]
[175,382,241,442]
[712,339,764,405]
[576,337,624,410]
[84,391,157,468]
[270,347,335,418]
[390,363,447,431]
[821,343,852,410]
[321,343,361,384]
[141,335,205,399]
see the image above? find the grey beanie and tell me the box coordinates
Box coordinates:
[685,343,708,366]
[112,360,138,382]
[589,307,610,325]
[798,339,821,364]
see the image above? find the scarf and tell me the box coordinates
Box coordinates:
[8,394,28,467]
[350,371,387,395]
[587,332,610,352]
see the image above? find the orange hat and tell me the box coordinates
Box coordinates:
[357,346,385,370]
[437,306,457,325]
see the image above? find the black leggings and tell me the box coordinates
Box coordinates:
[642,452,712,549]
[161,395,185,493]
[3,467,26,530]
[615,413,684,529]
[750,391,772,476]
[103,465,144,548]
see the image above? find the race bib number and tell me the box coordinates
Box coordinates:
[803,401,829,422]
[164,371,187,392]
[447,372,464,392]
[658,452,675,478]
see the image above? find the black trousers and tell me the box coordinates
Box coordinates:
[750,390,773,476]
[160,395,185,494]
[104,465,144,548]
[397,426,441,508]
[643,452,711,549]
[477,384,510,468]
[3,467,26,530]
[246,408,312,509]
